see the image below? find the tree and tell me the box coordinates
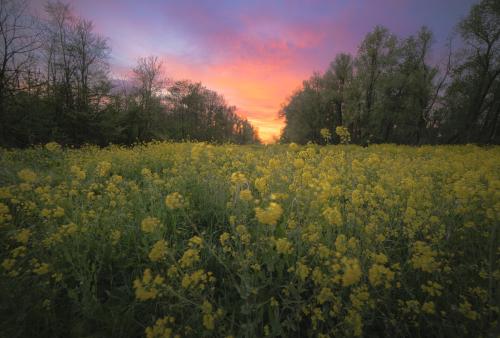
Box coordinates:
[0,0,41,145]
[280,73,329,144]
[41,1,111,145]
[444,0,500,143]
[72,18,110,112]
[387,26,438,144]
[354,26,399,143]
[130,55,166,140]
[322,53,353,142]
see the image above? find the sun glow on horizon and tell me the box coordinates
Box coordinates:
[58,0,475,143]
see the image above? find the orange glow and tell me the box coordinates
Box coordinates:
[161,56,306,143]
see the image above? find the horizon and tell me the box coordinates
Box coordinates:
[31,0,477,143]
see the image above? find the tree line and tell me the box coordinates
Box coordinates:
[0,0,260,148]
[280,0,500,145]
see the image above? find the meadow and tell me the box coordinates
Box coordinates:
[0,142,499,337]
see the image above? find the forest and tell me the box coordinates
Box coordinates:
[1,1,499,147]
[280,0,500,145]
[0,1,260,148]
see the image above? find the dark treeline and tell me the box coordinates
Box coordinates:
[280,0,500,145]
[0,1,260,148]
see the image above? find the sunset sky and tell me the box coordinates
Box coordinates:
[34,0,476,142]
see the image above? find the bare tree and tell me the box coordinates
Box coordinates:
[72,18,109,111]
[0,0,41,137]
[132,56,167,139]
[133,56,165,109]
[44,1,75,110]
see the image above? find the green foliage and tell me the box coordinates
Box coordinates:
[0,2,260,148]
[281,1,500,145]
[0,142,498,337]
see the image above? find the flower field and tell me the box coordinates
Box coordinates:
[0,142,499,337]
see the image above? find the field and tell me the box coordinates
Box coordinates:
[0,142,499,337]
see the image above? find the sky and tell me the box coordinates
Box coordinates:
[33,0,477,142]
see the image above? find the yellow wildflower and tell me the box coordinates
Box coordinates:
[96,161,112,177]
[275,238,293,255]
[149,239,168,262]
[323,206,343,226]
[33,262,50,275]
[255,202,283,226]
[15,228,31,244]
[296,261,311,281]
[342,257,362,287]
[422,301,435,314]
[165,192,187,209]
[45,142,61,151]
[145,316,176,338]
[239,189,253,201]
[18,169,37,183]
[2,258,15,270]
[141,217,162,233]
[179,248,200,268]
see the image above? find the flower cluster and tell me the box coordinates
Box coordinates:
[0,142,498,337]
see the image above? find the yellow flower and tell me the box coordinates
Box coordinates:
[317,287,334,304]
[133,268,162,301]
[33,262,50,275]
[421,281,443,296]
[275,238,293,255]
[11,246,26,258]
[181,269,211,290]
[70,165,86,180]
[254,177,268,193]
[293,158,305,168]
[335,126,351,144]
[2,258,15,270]
[458,299,478,320]
[345,309,362,336]
[201,300,215,330]
[320,128,332,142]
[410,241,440,273]
[351,189,363,207]
[368,264,394,288]
[145,316,176,338]
[141,168,153,178]
[179,248,200,268]
[96,161,112,177]
[45,142,61,151]
[323,206,343,226]
[149,239,168,262]
[15,228,31,244]
[0,202,12,225]
[422,301,435,314]
[18,169,37,183]
[296,262,311,281]
[342,258,362,287]
[239,189,253,201]
[235,224,250,244]
[255,202,283,226]
[165,192,187,209]
[230,172,247,185]
[203,314,215,330]
[188,236,203,247]
[371,253,388,264]
[110,229,121,245]
[141,217,162,233]
[219,232,230,246]
[53,206,65,218]
[335,234,348,254]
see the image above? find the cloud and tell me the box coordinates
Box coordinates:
[51,0,475,142]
